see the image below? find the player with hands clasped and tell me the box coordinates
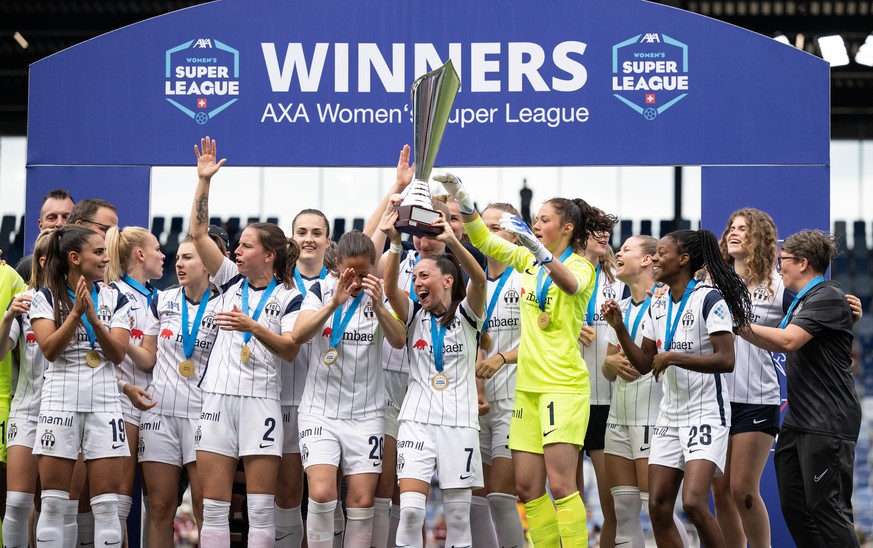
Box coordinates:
[601,229,751,548]
[381,201,486,548]
[440,172,617,548]
[190,136,303,548]
[291,231,406,548]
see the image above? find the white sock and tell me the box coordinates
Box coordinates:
[115,494,131,543]
[640,491,689,548]
[332,503,345,548]
[141,495,150,548]
[344,507,374,548]
[396,492,426,548]
[37,490,69,548]
[247,494,276,548]
[470,496,498,548]
[487,492,525,548]
[611,486,644,548]
[199,498,231,548]
[90,494,122,548]
[388,502,401,548]
[371,498,391,548]
[275,505,304,548]
[3,491,34,548]
[443,489,472,548]
[307,499,337,547]
[76,511,95,547]
[63,499,79,548]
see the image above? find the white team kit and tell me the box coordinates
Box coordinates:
[396,298,485,489]
[641,285,733,473]
[582,269,627,405]
[139,286,221,466]
[605,296,663,461]
[298,276,387,473]
[6,288,50,449]
[382,248,418,438]
[111,277,161,425]
[194,258,302,458]
[479,268,522,464]
[29,284,132,460]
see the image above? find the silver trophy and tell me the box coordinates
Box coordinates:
[394,60,460,236]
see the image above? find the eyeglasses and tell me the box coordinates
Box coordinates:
[84,219,113,233]
[776,255,803,269]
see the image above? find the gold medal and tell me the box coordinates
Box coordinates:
[240,345,251,363]
[479,332,492,351]
[431,372,449,391]
[85,350,102,368]
[178,360,195,378]
[322,348,339,366]
[537,311,551,330]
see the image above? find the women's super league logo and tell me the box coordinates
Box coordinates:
[611,33,689,121]
[165,38,240,125]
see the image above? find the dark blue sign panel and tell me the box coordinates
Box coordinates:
[27,0,829,167]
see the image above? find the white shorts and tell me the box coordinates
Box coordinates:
[7,417,38,450]
[383,370,408,439]
[123,409,141,432]
[604,423,655,461]
[299,413,384,475]
[281,405,300,455]
[33,411,131,461]
[648,423,729,476]
[396,421,483,490]
[139,413,197,467]
[194,392,283,458]
[478,399,513,465]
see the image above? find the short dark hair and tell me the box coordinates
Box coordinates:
[67,198,117,225]
[40,189,74,211]
[782,229,839,274]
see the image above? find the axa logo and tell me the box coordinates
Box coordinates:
[611,32,689,120]
[165,38,240,125]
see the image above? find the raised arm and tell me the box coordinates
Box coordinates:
[0,293,31,358]
[361,273,407,350]
[433,217,486,318]
[292,270,356,344]
[601,298,656,375]
[191,136,228,276]
[379,206,411,324]
[80,279,129,365]
[365,145,414,259]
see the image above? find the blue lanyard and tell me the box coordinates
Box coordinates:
[122,275,158,307]
[585,263,602,326]
[181,286,211,359]
[664,279,697,352]
[779,276,824,329]
[535,247,574,312]
[329,293,365,349]
[623,291,653,342]
[67,284,100,349]
[430,314,448,373]
[294,266,327,298]
[483,266,512,334]
[409,253,421,303]
[240,277,278,345]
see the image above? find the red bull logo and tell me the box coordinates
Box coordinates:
[412,339,429,350]
[160,329,174,339]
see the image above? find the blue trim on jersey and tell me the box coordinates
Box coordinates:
[308,280,323,301]
[220,273,245,295]
[714,372,727,426]
[458,302,478,331]
[700,290,723,322]
[284,294,303,315]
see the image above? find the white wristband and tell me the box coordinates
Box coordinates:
[117,379,128,392]
[389,243,403,254]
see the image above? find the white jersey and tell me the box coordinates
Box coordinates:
[399,298,483,429]
[641,285,733,427]
[280,272,323,406]
[726,272,789,405]
[606,296,663,426]
[111,279,161,417]
[199,258,302,400]
[144,286,221,419]
[481,268,522,402]
[30,285,131,413]
[299,277,386,419]
[8,289,50,421]
[381,249,418,374]
[581,269,626,405]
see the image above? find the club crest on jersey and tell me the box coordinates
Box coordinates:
[504,289,520,305]
[7,423,17,441]
[301,444,309,462]
[363,304,375,319]
[97,305,112,324]
[40,430,56,450]
[448,317,461,331]
[194,426,202,445]
[397,453,405,472]
[752,286,770,301]
[137,438,145,456]
[602,285,617,300]
[681,311,695,330]
[263,299,282,319]
[202,314,217,331]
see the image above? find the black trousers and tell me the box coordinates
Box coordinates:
[774,427,860,548]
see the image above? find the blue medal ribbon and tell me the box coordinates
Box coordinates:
[329,292,365,349]
[181,286,211,359]
[67,284,100,350]
[623,289,654,342]
[585,263,602,326]
[409,253,421,303]
[482,266,512,335]
[663,279,697,352]
[779,276,824,329]
[122,274,158,307]
[240,277,278,345]
[294,266,327,298]
[535,247,574,312]
[430,314,448,373]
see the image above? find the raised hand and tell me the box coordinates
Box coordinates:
[3,294,32,321]
[431,215,457,245]
[331,268,357,309]
[195,136,227,180]
[379,206,401,243]
[396,145,415,190]
[600,299,624,328]
[499,213,553,265]
[360,274,384,304]
[432,172,475,215]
